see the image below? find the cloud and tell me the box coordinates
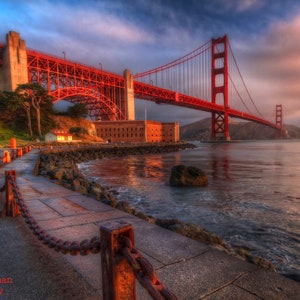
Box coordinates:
[24,1,201,75]
[234,0,266,12]
[231,13,300,124]
[0,1,160,73]
[1,0,300,126]
[24,1,155,44]
[237,0,260,11]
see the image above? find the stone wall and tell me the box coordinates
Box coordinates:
[38,143,196,204]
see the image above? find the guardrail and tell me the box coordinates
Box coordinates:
[0,170,177,300]
[0,145,33,167]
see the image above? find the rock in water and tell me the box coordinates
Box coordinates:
[169,165,208,187]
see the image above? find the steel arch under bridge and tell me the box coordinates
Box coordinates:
[27,49,127,121]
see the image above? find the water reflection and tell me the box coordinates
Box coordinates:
[211,154,231,179]
[79,140,300,280]
[143,156,164,180]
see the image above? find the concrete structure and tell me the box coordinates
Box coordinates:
[45,130,73,142]
[124,69,135,120]
[94,120,179,143]
[0,31,28,91]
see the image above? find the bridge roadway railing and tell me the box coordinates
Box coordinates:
[133,82,281,132]
[0,169,178,300]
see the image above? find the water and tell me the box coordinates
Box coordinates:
[78,140,300,280]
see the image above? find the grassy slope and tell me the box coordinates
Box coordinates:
[0,116,104,147]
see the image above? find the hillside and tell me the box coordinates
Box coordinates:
[52,116,96,135]
[180,118,300,141]
[52,116,104,142]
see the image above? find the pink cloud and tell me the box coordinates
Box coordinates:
[234,14,300,125]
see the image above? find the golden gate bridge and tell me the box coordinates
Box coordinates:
[0,31,283,141]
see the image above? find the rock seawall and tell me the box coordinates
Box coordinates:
[38,143,196,205]
[38,143,275,271]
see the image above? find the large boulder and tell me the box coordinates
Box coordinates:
[169,165,208,187]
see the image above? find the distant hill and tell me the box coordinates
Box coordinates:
[180,118,300,141]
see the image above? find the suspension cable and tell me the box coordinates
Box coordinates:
[228,40,263,118]
[134,40,211,78]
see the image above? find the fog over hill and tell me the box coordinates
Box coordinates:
[180,118,300,141]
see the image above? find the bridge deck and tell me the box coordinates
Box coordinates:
[0,150,298,299]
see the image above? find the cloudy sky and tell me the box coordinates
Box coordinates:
[1,0,300,126]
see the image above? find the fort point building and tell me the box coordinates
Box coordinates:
[94,120,179,143]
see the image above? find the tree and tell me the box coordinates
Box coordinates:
[69,126,88,136]
[39,95,56,134]
[16,83,53,138]
[67,103,88,118]
[0,90,32,134]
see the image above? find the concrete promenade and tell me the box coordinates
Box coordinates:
[0,149,299,299]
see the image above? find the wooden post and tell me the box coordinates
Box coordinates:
[10,138,16,149]
[1,170,20,218]
[17,148,23,157]
[100,221,136,300]
[3,151,11,163]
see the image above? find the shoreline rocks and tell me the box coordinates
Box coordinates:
[38,143,197,207]
[37,142,275,272]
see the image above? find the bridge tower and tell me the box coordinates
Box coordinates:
[211,35,230,141]
[124,69,135,120]
[276,104,283,138]
[0,31,28,91]
[276,104,282,128]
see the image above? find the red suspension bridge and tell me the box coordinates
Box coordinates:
[0,31,283,140]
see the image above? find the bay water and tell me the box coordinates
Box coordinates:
[78,140,300,281]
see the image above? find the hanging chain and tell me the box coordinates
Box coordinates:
[6,173,178,299]
[120,236,178,300]
[8,174,101,255]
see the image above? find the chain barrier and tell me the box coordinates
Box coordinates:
[3,172,178,299]
[0,151,7,166]
[7,174,101,255]
[0,145,33,163]
[120,236,178,300]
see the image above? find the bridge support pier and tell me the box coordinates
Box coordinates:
[124,69,135,120]
[211,112,230,141]
[211,35,230,141]
[0,31,28,91]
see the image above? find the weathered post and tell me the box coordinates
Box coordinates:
[100,221,136,300]
[1,170,20,217]
[3,150,11,163]
[10,138,16,149]
[17,148,23,157]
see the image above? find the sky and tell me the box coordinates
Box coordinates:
[1,0,300,126]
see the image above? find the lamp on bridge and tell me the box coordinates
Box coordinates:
[99,63,102,70]
[62,51,66,60]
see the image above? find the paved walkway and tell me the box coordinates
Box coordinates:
[0,149,299,300]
